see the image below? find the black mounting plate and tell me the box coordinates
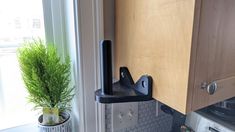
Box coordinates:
[95,67,153,103]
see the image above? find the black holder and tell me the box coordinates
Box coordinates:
[95,40,153,103]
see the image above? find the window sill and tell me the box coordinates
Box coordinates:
[0,124,38,132]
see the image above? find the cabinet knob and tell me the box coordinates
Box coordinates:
[207,82,217,95]
[201,81,217,95]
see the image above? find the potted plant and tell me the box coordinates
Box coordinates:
[17,39,74,132]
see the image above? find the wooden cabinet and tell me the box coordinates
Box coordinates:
[114,0,235,114]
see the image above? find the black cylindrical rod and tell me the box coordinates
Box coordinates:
[101,40,113,95]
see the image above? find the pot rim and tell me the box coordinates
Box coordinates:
[38,112,70,126]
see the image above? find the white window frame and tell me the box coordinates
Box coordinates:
[42,0,106,132]
[74,0,105,132]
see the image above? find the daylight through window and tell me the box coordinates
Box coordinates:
[0,0,45,130]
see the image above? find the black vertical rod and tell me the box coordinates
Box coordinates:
[101,40,113,95]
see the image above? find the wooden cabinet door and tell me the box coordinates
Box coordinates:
[192,0,235,111]
[115,0,196,114]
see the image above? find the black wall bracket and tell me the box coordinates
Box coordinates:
[95,67,153,103]
[95,40,153,103]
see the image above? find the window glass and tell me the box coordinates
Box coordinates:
[0,0,45,130]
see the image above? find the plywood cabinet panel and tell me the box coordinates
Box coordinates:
[115,0,235,114]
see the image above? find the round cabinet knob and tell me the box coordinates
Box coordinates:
[207,82,217,95]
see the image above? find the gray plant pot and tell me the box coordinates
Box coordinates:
[38,112,72,132]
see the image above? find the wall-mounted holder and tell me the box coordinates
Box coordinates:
[95,40,153,103]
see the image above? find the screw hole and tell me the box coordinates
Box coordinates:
[121,72,125,78]
[142,81,147,88]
